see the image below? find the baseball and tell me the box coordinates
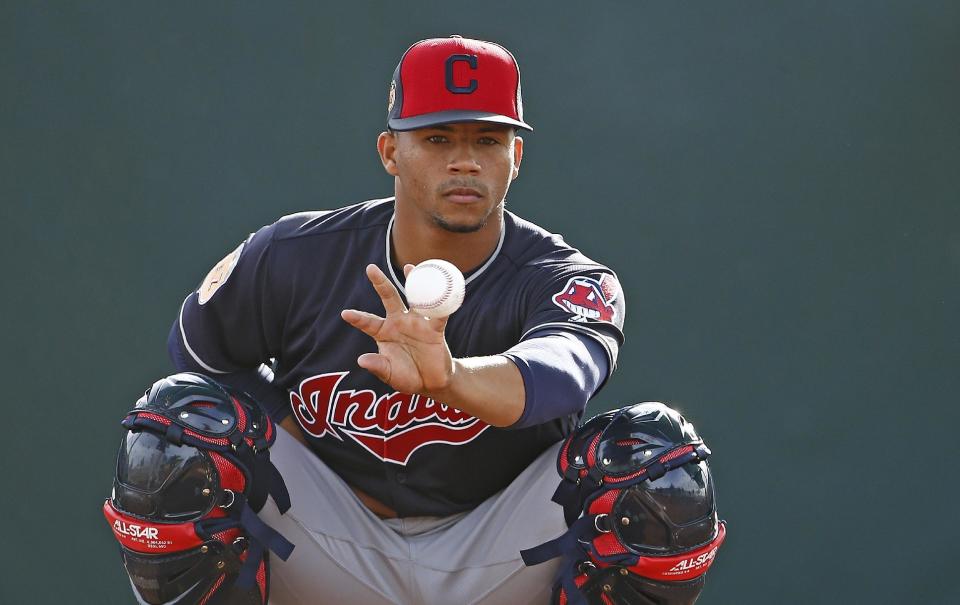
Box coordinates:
[405,259,465,318]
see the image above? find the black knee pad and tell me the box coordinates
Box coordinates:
[104,373,295,604]
[522,402,726,605]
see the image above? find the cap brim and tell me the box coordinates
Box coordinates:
[388,110,532,132]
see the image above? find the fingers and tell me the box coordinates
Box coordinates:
[403,263,415,278]
[366,264,407,315]
[340,309,384,338]
[423,313,449,334]
[356,353,390,384]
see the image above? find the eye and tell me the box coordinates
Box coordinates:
[478,137,500,145]
[426,135,448,144]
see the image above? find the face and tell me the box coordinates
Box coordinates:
[378,122,523,233]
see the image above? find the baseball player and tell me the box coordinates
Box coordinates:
[169,36,624,605]
[152,36,631,604]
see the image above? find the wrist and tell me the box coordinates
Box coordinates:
[423,357,525,427]
[424,358,460,404]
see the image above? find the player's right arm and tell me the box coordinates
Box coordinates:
[168,222,291,422]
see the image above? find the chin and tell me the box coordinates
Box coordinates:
[431,213,487,234]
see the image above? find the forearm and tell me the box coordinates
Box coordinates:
[428,355,525,428]
[167,321,291,421]
[426,331,611,429]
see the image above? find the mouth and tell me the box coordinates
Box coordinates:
[442,187,484,204]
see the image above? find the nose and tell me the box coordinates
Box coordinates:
[447,145,481,175]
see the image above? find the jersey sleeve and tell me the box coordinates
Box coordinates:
[502,329,609,428]
[175,223,284,374]
[519,265,626,373]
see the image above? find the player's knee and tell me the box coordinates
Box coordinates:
[523,402,726,605]
[103,373,295,605]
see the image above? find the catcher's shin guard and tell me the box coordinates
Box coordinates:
[104,373,295,605]
[522,402,726,605]
[552,564,709,605]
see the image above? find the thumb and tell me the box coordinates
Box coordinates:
[357,353,391,384]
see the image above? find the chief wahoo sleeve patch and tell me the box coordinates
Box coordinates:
[551,273,620,323]
[198,241,245,305]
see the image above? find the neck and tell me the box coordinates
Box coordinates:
[390,202,504,274]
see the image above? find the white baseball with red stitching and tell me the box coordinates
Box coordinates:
[405,259,465,318]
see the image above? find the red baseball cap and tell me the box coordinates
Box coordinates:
[387,36,532,132]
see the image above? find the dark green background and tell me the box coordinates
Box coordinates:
[3,1,958,603]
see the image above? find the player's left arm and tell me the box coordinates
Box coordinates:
[341,264,622,427]
[502,264,626,427]
[340,264,522,426]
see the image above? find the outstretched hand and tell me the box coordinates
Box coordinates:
[341,264,455,396]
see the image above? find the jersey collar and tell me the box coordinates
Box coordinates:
[384,209,506,296]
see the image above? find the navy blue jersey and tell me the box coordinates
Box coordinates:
[176,198,625,516]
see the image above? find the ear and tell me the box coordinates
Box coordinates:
[511,135,524,180]
[377,131,399,176]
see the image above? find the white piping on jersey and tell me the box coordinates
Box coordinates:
[384,211,507,295]
[520,321,618,373]
[178,294,229,375]
[465,222,506,284]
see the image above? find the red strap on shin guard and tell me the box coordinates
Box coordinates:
[103,500,204,553]
[628,521,726,582]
